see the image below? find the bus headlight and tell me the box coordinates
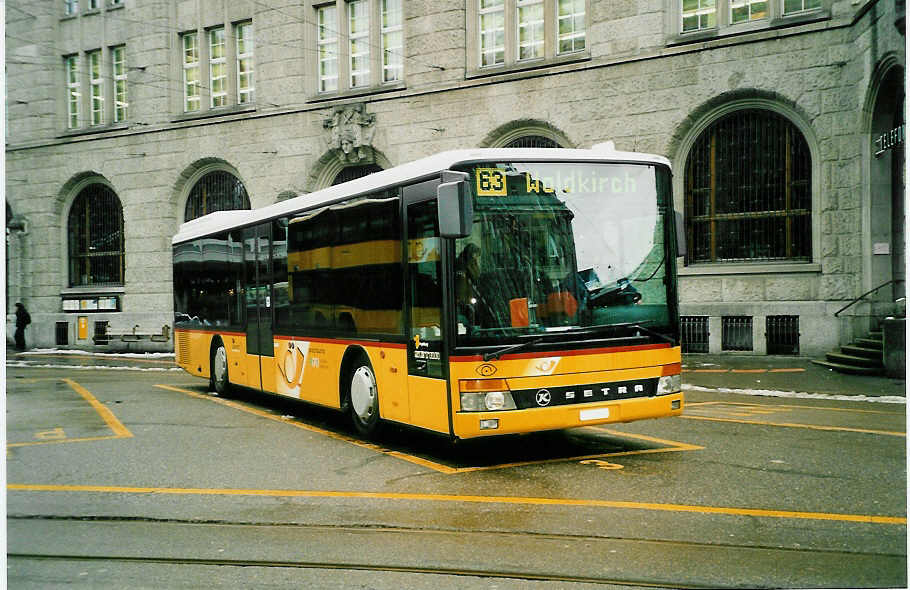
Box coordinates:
[656,374,681,395]
[460,391,518,412]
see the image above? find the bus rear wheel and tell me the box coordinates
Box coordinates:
[348,359,380,437]
[211,340,231,396]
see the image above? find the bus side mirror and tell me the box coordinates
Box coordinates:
[438,171,473,238]
[675,210,687,262]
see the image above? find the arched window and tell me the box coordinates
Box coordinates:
[184,170,251,222]
[503,135,560,148]
[332,164,382,185]
[68,183,124,286]
[685,109,811,263]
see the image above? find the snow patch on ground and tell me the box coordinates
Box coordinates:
[684,384,905,404]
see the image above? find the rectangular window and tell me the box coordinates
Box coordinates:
[112,46,128,122]
[479,0,505,67]
[209,27,227,108]
[64,0,78,15]
[88,0,99,9]
[517,0,544,61]
[182,32,201,112]
[65,55,80,129]
[236,22,255,104]
[318,5,339,92]
[730,0,767,23]
[381,0,403,83]
[556,0,585,54]
[349,0,370,87]
[681,0,716,32]
[89,50,104,125]
[783,0,820,14]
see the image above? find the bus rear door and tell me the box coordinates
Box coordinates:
[243,223,276,390]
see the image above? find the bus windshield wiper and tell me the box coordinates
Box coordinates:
[566,321,675,344]
[483,336,545,362]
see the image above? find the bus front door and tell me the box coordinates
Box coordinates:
[243,223,275,390]
[405,197,451,435]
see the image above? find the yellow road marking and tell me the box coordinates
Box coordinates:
[7,483,905,525]
[685,400,902,415]
[156,385,702,474]
[681,414,905,437]
[7,379,133,447]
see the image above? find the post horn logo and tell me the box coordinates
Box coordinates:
[476,363,497,377]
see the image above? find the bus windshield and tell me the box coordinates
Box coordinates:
[453,161,675,347]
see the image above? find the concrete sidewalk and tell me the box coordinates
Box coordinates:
[5,347,906,399]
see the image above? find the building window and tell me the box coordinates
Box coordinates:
[783,0,820,14]
[318,5,339,92]
[184,170,251,222]
[557,0,586,53]
[381,0,402,82]
[332,164,383,185]
[471,0,587,72]
[679,0,823,35]
[64,0,78,16]
[730,0,767,23]
[503,135,560,148]
[209,28,227,108]
[349,0,370,87]
[236,22,255,104]
[315,0,405,94]
[65,55,80,129]
[68,184,124,287]
[684,109,811,263]
[182,32,201,112]
[89,50,104,126]
[480,0,505,66]
[112,46,128,122]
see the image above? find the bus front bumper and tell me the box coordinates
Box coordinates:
[452,393,684,439]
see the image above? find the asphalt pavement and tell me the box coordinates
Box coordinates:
[6,346,906,399]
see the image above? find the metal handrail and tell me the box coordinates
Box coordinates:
[834,279,906,317]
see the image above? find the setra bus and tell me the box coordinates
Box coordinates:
[172,145,685,439]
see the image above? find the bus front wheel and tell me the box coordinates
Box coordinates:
[349,359,380,437]
[211,340,231,396]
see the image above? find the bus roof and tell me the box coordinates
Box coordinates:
[172,145,671,245]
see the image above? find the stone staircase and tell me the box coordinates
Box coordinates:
[813,330,885,376]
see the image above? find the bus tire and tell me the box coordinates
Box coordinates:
[211,339,231,396]
[348,357,380,437]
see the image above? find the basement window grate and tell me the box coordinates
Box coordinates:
[766,315,799,355]
[722,316,753,351]
[681,316,709,353]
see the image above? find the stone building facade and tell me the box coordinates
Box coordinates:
[5,0,905,356]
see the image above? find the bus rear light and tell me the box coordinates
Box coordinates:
[656,374,681,395]
[460,390,517,411]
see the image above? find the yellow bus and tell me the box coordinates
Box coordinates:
[173,145,685,439]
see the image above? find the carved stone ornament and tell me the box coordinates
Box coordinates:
[323,104,377,164]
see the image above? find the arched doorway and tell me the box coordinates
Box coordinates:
[184,170,251,222]
[869,65,905,302]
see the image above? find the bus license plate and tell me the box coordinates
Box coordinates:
[579,407,610,421]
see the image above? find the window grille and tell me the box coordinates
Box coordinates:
[766,315,799,355]
[56,322,69,346]
[94,321,110,345]
[332,164,383,185]
[503,135,560,148]
[685,109,811,263]
[68,184,124,287]
[722,316,753,351]
[184,171,251,221]
[681,316,709,353]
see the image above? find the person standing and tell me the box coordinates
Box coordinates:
[14,302,31,351]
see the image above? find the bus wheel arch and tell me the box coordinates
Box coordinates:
[341,347,381,437]
[210,336,231,396]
